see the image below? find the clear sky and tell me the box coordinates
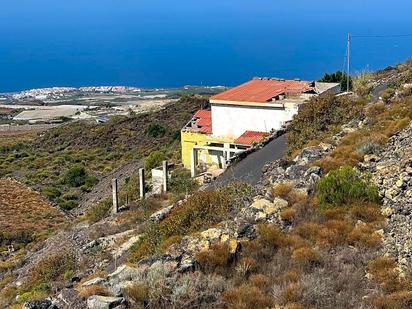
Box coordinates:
[1,0,412,92]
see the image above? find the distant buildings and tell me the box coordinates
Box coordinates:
[181,78,341,176]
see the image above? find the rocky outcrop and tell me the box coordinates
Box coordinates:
[361,123,412,268]
[87,296,125,309]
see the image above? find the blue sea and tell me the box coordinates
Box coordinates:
[1,0,412,92]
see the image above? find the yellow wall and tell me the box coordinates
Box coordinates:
[181,131,234,169]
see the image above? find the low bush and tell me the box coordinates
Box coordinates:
[145,124,166,138]
[280,208,297,222]
[257,224,287,250]
[85,198,112,223]
[286,94,365,156]
[349,202,383,223]
[129,188,241,262]
[144,151,166,170]
[222,284,273,309]
[272,183,294,199]
[42,186,62,201]
[125,283,149,304]
[316,166,379,208]
[368,257,400,292]
[291,247,321,268]
[195,243,231,275]
[353,71,374,96]
[249,274,270,290]
[63,164,95,188]
[347,224,382,248]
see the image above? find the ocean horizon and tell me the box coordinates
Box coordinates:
[1,0,412,93]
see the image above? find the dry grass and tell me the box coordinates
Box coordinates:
[280,208,297,222]
[272,183,294,199]
[291,247,321,267]
[0,179,66,264]
[79,285,110,298]
[222,284,273,309]
[195,243,231,275]
[125,283,149,304]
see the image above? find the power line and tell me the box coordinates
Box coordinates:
[352,34,412,38]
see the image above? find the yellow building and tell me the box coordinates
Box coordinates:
[181,109,256,176]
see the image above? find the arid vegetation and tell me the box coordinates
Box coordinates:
[0,96,207,210]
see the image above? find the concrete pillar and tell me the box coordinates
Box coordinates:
[139,168,145,200]
[112,178,119,214]
[162,160,168,193]
[190,148,197,177]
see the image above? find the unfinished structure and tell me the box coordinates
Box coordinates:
[181,78,340,176]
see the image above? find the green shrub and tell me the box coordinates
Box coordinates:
[85,198,112,223]
[168,168,197,195]
[316,166,379,208]
[286,94,365,156]
[145,124,166,138]
[128,189,237,262]
[58,192,79,210]
[144,151,166,170]
[30,251,75,283]
[42,187,62,200]
[319,71,352,91]
[63,164,88,187]
[58,200,78,210]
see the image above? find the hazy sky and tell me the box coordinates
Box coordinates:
[1,0,412,91]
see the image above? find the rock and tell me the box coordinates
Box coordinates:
[149,204,175,222]
[228,239,239,254]
[184,236,210,253]
[179,255,195,272]
[87,296,125,309]
[107,265,142,285]
[382,207,394,217]
[23,300,54,309]
[385,187,399,199]
[304,166,321,177]
[200,228,222,241]
[57,288,86,309]
[395,179,406,188]
[273,197,289,210]
[236,222,256,239]
[82,277,105,287]
[112,234,142,259]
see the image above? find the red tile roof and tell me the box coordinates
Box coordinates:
[234,131,269,145]
[211,79,312,103]
[194,109,212,119]
[192,109,212,134]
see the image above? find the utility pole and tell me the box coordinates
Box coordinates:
[347,32,351,91]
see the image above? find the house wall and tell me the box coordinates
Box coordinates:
[211,104,298,138]
[180,131,234,169]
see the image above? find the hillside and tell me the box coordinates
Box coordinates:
[2,61,412,309]
[0,96,207,212]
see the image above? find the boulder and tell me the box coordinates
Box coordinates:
[200,228,222,241]
[273,197,288,210]
[250,199,277,216]
[149,204,175,222]
[23,300,54,309]
[107,265,142,285]
[87,296,125,309]
[112,234,142,259]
